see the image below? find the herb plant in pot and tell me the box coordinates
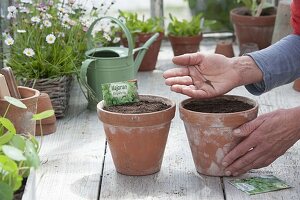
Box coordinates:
[119,11,164,71]
[179,95,258,176]
[230,0,276,51]
[167,14,206,56]
[97,82,176,175]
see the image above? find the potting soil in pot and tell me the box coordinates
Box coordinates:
[104,100,170,114]
[183,99,254,113]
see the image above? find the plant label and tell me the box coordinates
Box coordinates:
[102,80,139,106]
[229,175,291,195]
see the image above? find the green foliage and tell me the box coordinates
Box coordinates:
[237,0,274,16]
[0,96,54,199]
[168,13,213,37]
[118,10,164,35]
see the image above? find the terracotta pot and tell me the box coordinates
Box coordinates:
[168,34,203,56]
[137,32,164,71]
[97,95,176,176]
[215,40,234,57]
[293,78,300,92]
[179,95,258,176]
[0,86,40,134]
[230,7,276,50]
[36,93,57,136]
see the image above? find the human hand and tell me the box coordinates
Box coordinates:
[222,107,300,176]
[163,53,263,98]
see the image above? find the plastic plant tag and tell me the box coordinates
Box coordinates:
[102,80,139,106]
[229,175,291,195]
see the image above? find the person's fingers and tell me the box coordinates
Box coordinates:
[163,67,190,79]
[231,154,274,176]
[165,76,193,86]
[224,145,266,176]
[172,52,204,66]
[222,137,257,169]
[233,116,264,137]
[170,85,209,98]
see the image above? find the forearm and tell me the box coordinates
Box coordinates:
[286,106,300,140]
[243,34,300,95]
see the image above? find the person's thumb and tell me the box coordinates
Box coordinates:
[172,52,204,66]
[233,119,260,137]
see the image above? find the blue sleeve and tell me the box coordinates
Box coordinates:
[245,34,300,95]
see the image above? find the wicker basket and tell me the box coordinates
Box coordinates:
[20,76,73,118]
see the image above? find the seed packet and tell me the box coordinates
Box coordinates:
[101,80,139,106]
[229,175,291,195]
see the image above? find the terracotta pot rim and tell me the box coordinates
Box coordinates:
[230,7,276,18]
[17,86,40,101]
[97,94,176,116]
[168,33,203,39]
[179,95,258,115]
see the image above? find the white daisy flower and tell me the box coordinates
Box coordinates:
[31,16,41,23]
[112,37,120,44]
[57,32,65,38]
[19,6,30,13]
[21,0,33,4]
[4,37,14,46]
[43,20,52,27]
[7,6,17,13]
[46,34,56,44]
[103,32,111,41]
[17,30,26,33]
[7,12,16,19]
[23,48,35,57]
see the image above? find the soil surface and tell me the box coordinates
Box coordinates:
[104,100,171,114]
[184,99,254,113]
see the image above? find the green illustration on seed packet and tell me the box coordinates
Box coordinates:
[102,80,139,106]
[229,175,291,195]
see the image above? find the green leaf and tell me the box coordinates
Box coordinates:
[24,140,40,169]
[2,145,26,161]
[9,135,26,151]
[4,96,27,109]
[0,155,22,191]
[0,118,16,135]
[32,110,54,121]
[0,182,14,200]
[0,132,14,146]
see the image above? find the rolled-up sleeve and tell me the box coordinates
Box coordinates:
[245,34,300,95]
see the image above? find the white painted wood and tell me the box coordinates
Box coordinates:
[23,83,106,200]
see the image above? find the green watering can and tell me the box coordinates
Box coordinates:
[80,16,159,110]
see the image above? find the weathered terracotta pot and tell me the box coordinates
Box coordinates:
[215,40,234,57]
[230,7,276,50]
[168,34,203,56]
[179,95,258,176]
[293,78,300,92]
[97,95,176,176]
[137,32,164,71]
[0,86,40,134]
[36,93,57,136]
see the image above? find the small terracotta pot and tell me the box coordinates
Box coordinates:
[137,32,164,71]
[179,95,258,176]
[293,78,300,92]
[215,40,234,57]
[0,86,40,134]
[97,95,176,176]
[168,34,203,56]
[36,93,57,136]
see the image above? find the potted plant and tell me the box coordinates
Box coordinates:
[0,0,115,117]
[97,95,176,175]
[230,0,276,51]
[167,13,212,56]
[119,11,164,71]
[0,96,54,200]
[179,95,258,176]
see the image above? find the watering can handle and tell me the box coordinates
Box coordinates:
[86,16,134,59]
[80,59,98,101]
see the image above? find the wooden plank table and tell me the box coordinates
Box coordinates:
[23,41,300,200]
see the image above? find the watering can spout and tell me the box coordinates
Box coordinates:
[133,33,160,73]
